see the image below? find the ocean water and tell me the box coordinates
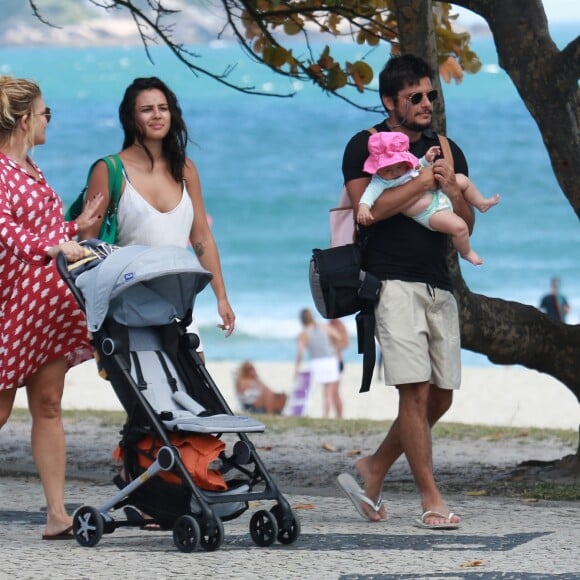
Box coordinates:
[1,24,578,365]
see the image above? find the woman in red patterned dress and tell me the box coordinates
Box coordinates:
[0,76,101,539]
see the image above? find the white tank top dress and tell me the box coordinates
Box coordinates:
[116,177,204,350]
[116,178,193,246]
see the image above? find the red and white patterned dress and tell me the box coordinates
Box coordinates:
[0,152,92,391]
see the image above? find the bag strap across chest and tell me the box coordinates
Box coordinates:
[437,134,454,170]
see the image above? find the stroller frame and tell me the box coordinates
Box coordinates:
[57,245,300,552]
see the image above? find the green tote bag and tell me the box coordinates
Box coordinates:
[65,155,123,244]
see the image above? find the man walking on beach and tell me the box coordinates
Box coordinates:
[539,277,570,322]
[337,54,473,529]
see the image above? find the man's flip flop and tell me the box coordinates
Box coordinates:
[336,473,384,522]
[414,510,460,530]
[42,525,74,540]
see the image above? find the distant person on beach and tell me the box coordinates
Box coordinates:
[357,131,499,265]
[80,76,235,356]
[235,361,287,414]
[539,277,570,322]
[0,75,101,540]
[295,308,343,419]
[337,54,470,529]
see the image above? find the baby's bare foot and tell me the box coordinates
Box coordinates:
[478,193,500,212]
[461,249,483,266]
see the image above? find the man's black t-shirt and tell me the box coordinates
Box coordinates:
[342,120,469,291]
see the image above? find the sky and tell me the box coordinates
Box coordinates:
[454,0,580,24]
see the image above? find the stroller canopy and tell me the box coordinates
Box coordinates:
[76,245,212,332]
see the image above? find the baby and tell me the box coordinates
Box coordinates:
[357,131,499,265]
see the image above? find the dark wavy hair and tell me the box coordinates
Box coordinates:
[378,54,435,101]
[119,77,188,182]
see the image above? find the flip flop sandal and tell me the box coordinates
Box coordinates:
[414,510,460,530]
[336,473,384,522]
[42,525,74,540]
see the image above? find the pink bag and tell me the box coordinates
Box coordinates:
[330,127,378,247]
[329,187,355,247]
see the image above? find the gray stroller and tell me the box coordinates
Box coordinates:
[57,242,300,552]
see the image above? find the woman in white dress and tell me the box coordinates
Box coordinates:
[295,308,343,419]
[81,77,235,351]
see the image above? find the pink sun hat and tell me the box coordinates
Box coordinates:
[363,131,420,174]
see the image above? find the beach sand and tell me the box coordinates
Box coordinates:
[14,360,579,430]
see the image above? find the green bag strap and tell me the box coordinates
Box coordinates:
[81,154,123,222]
[99,154,123,217]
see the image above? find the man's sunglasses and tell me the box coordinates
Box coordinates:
[404,90,438,105]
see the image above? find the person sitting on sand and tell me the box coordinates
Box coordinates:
[235,361,287,415]
[357,131,499,265]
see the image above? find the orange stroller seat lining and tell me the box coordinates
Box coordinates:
[114,432,227,491]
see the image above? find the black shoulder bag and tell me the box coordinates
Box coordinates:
[309,237,381,393]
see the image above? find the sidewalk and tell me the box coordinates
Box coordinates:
[0,475,578,579]
[5,358,578,578]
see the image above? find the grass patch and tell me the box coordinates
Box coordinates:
[10,408,577,446]
[257,415,389,436]
[252,415,578,447]
[432,422,578,447]
[11,407,125,427]
[463,482,580,501]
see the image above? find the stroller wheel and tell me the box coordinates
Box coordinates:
[173,515,200,553]
[199,518,224,552]
[270,505,301,545]
[73,506,104,548]
[249,510,278,547]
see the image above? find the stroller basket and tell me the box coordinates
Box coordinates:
[57,242,300,552]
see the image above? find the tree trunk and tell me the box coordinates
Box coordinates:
[394,0,447,134]
[449,253,580,399]
[454,0,580,215]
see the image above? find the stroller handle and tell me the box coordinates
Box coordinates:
[56,251,87,311]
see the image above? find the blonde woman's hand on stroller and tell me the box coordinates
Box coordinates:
[47,240,91,262]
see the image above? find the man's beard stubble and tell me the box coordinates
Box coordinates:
[389,108,432,133]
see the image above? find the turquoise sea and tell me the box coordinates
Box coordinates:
[1,23,578,365]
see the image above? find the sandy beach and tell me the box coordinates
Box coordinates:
[13,360,579,430]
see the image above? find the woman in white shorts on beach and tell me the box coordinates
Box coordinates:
[294,308,343,419]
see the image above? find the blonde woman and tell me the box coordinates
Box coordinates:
[0,75,101,539]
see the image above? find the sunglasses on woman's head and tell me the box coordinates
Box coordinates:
[404,90,438,105]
